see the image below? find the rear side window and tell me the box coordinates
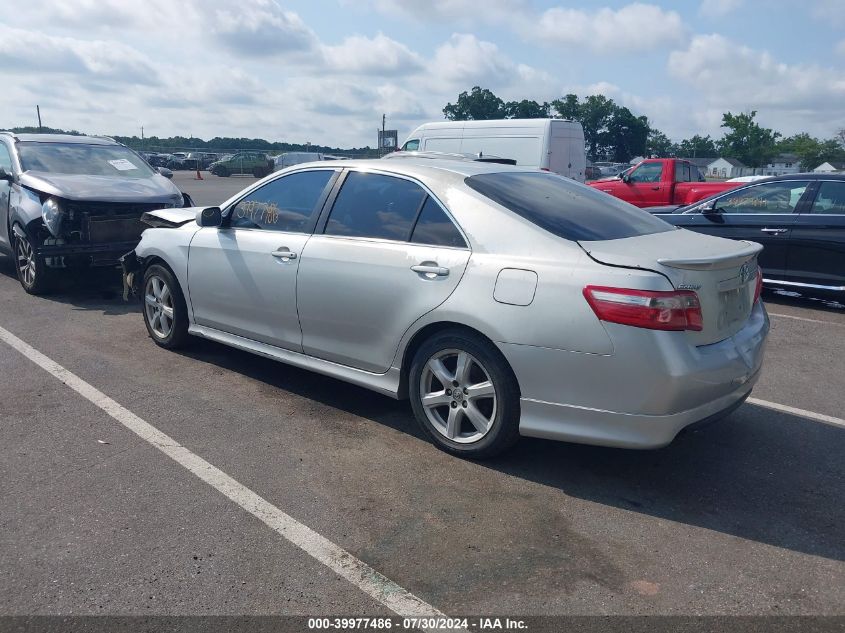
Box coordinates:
[411,198,466,248]
[675,162,692,182]
[325,171,427,240]
[230,170,334,232]
[811,181,845,214]
[464,172,673,242]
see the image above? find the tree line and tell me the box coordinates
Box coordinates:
[5,126,377,157]
[443,86,845,170]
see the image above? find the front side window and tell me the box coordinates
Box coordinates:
[410,198,466,248]
[465,172,673,242]
[713,181,810,214]
[17,142,155,178]
[230,170,334,232]
[628,162,663,183]
[811,181,845,215]
[0,143,12,171]
[403,139,420,151]
[324,172,427,240]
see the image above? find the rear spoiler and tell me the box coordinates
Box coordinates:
[657,241,762,270]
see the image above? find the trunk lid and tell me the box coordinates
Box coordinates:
[579,229,762,345]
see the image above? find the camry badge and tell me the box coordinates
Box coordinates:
[678,283,701,290]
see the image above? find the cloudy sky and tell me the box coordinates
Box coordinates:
[2,0,844,148]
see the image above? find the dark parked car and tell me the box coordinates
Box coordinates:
[651,174,845,296]
[0,132,192,294]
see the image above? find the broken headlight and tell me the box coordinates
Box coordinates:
[41,198,64,237]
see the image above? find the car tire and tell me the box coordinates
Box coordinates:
[216,166,230,177]
[142,263,189,349]
[252,166,266,178]
[13,228,54,295]
[409,329,521,459]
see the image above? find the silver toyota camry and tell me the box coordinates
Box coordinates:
[123,158,768,458]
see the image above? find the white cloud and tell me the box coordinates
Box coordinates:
[0,25,160,85]
[698,0,744,17]
[369,0,526,24]
[532,3,686,53]
[322,33,424,76]
[212,1,318,57]
[669,34,845,111]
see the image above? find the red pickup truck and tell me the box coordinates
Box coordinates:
[588,158,741,208]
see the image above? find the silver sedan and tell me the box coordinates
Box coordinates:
[124,158,768,458]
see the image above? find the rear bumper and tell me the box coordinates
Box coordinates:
[503,301,769,449]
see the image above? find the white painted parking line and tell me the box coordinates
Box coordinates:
[767,312,845,327]
[748,398,845,430]
[0,324,449,626]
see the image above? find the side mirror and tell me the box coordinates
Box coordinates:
[0,167,14,183]
[196,206,222,227]
[157,167,173,179]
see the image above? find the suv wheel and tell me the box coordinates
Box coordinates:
[14,229,54,295]
[142,264,189,349]
[216,166,230,177]
[409,329,521,459]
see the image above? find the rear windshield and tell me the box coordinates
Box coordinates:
[465,172,673,241]
[17,142,156,178]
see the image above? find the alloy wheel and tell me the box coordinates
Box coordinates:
[144,275,175,339]
[419,348,497,444]
[16,235,36,287]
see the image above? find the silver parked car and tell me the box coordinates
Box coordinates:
[122,159,769,458]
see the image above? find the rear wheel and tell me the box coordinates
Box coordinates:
[142,264,189,349]
[409,329,520,458]
[14,229,54,295]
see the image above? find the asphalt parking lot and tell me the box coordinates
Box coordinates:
[1,171,843,623]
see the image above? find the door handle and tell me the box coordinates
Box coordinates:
[271,249,297,259]
[650,186,660,190]
[411,264,449,277]
[760,228,788,234]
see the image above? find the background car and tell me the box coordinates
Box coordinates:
[209,152,272,177]
[0,132,190,294]
[651,173,845,296]
[123,159,767,459]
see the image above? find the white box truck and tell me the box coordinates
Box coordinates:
[400,119,587,182]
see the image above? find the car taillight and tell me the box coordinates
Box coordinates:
[754,268,763,303]
[583,286,703,332]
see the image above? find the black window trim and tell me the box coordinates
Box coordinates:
[314,168,470,249]
[221,167,341,234]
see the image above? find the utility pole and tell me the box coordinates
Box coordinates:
[36,105,42,132]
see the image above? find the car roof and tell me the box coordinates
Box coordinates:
[314,157,537,180]
[0,132,120,145]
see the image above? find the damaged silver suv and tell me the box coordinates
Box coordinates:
[0,132,191,294]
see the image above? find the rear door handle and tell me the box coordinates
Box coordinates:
[760,228,788,234]
[271,249,297,259]
[411,264,449,277]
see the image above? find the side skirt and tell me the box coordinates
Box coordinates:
[188,324,402,399]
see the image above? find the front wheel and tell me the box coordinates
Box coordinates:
[142,264,189,349]
[215,166,230,177]
[409,329,521,459]
[14,229,54,295]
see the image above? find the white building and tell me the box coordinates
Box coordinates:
[707,157,747,179]
[813,161,845,173]
[764,153,801,176]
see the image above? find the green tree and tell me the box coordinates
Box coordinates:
[443,86,505,121]
[717,111,781,167]
[777,133,845,171]
[550,93,580,120]
[646,129,677,157]
[605,107,649,162]
[677,134,717,158]
[503,99,550,119]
